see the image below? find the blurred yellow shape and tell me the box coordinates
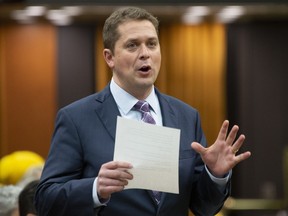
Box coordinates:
[0,151,44,185]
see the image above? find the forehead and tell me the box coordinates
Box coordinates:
[117,20,158,41]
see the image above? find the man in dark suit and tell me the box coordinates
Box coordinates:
[35,6,251,216]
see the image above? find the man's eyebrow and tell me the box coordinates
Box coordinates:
[126,38,138,42]
[126,36,158,42]
[148,37,158,41]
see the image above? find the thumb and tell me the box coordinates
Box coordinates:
[191,142,206,155]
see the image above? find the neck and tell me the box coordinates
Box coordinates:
[131,86,153,100]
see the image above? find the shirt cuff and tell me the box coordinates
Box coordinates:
[205,165,231,191]
[92,177,109,208]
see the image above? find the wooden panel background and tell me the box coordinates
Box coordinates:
[0,24,56,158]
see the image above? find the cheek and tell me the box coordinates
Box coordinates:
[153,49,161,60]
[158,54,162,64]
[116,55,135,69]
[154,53,162,68]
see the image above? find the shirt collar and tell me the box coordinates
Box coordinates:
[110,78,158,115]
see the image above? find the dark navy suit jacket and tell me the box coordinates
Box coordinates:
[35,84,230,216]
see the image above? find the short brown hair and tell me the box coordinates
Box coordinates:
[103,7,159,53]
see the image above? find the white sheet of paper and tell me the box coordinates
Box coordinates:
[113,116,180,194]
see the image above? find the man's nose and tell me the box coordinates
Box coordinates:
[139,45,150,59]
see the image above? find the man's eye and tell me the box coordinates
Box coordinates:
[148,41,157,48]
[127,43,137,49]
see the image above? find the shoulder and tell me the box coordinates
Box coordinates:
[61,85,111,112]
[158,91,198,113]
[56,85,113,121]
[156,90,202,126]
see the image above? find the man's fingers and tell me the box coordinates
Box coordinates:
[217,121,243,148]
[99,161,133,180]
[191,142,206,155]
[231,134,245,154]
[102,161,133,170]
[97,181,128,199]
[98,176,129,187]
[98,185,126,198]
[217,120,229,141]
[99,168,133,180]
[97,161,134,199]
[226,125,239,146]
[235,151,252,164]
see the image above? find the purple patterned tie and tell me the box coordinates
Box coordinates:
[134,100,162,205]
[134,100,156,124]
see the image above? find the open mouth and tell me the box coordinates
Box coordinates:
[139,65,151,72]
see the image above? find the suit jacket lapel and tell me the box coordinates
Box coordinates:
[156,89,178,129]
[94,85,120,140]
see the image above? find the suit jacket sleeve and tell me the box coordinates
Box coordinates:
[186,111,231,215]
[159,94,230,216]
[35,108,96,216]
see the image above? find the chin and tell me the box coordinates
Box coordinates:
[140,79,155,87]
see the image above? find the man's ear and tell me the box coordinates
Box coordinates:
[103,49,114,68]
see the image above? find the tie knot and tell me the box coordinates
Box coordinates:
[134,100,156,125]
[134,100,150,113]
